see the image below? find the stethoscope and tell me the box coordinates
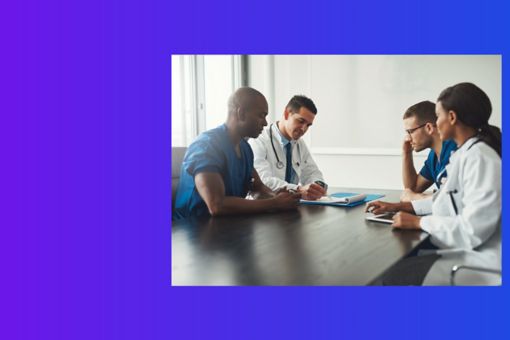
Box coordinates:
[434,146,458,188]
[269,124,299,170]
[269,124,285,169]
[443,137,482,215]
[434,172,458,215]
[434,153,457,214]
[435,167,447,189]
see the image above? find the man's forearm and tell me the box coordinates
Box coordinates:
[397,201,415,214]
[402,152,418,190]
[250,187,274,200]
[206,196,277,216]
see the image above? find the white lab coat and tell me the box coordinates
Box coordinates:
[415,137,501,285]
[248,123,325,191]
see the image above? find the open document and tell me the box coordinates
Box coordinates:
[300,192,384,207]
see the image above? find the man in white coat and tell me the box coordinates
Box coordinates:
[248,95,327,200]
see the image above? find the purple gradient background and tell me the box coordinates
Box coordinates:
[1,0,509,339]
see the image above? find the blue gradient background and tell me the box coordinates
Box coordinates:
[2,0,508,339]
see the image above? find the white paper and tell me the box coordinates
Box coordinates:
[301,193,367,204]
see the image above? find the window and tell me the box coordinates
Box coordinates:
[171,55,196,147]
[171,55,243,147]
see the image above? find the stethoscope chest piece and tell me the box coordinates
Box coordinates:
[276,161,284,169]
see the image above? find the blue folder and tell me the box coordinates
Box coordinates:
[300,192,385,207]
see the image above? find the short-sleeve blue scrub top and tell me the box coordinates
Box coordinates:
[419,139,457,188]
[173,124,254,220]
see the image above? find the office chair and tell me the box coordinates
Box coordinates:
[450,265,502,286]
[172,147,187,211]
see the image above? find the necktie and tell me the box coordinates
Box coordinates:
[285,143,292,183]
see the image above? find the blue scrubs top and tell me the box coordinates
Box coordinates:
[419,139,457,188]
[173,124,254,220]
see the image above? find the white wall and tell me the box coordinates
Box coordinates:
[247,55,502,190]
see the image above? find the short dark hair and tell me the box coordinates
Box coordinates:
[286,95,318,115]
[403,101,436,124]
[228,87,265,117]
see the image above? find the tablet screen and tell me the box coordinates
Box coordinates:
[365,213,395,224]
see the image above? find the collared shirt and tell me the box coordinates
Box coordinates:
[419,140,457,188]
[248,123,325,191]
[173,124,254,220]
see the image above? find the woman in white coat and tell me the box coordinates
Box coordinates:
[367,82,501,285]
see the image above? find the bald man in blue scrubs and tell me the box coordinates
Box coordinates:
[173,87,301,220]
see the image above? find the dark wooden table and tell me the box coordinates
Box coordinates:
[171,188,428,285]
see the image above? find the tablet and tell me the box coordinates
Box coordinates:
[365,213,395,224]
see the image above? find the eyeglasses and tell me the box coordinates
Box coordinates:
[405,123,429,135]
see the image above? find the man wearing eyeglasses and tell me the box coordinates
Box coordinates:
[401,101,457,202]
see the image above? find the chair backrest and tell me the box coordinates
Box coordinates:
[172,147,187,210]
[450,224,501,286]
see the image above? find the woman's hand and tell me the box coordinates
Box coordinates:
[365,201,400,214]
[392,211,422,230]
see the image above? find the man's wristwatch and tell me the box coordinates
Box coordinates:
[314,180,328,191]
